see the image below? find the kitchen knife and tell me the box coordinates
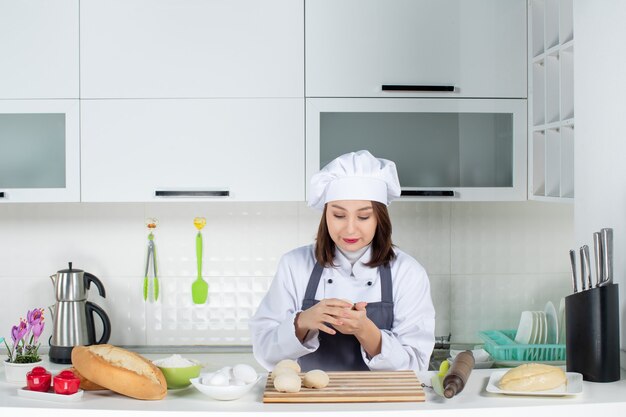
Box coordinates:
[579,247,588,291]
[593,232,603,287]
[582,245,593,289]
[600,228,613,286]
[569,249,578,293]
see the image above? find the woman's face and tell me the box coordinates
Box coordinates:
[326,200,377,252]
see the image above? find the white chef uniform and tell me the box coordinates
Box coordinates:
[249,150,435,372]
[249,244,435,372]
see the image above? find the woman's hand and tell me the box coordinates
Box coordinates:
[295,298,353,342]
[332,302,369,335]
[334,302,382,358]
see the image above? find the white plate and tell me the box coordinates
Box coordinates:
[544,301,558,344]
[558,298,566,344]
[535,311,548,345]
[515,311,534,344]
[17,387,84,402]
[486,370,582,396]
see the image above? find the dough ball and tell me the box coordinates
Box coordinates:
[275,359,301,373]
[271,366,297,380]
[273,372,302,393]
[303,369,329,389]
[233,364,257,384]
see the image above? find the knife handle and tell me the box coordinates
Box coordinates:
[579,247,587,291]
[593,232,603,287]
[601,228,613,285]
[569,249,578,293]
[582,245,593,289]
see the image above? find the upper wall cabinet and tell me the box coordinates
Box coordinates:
[81,99,304,202]
[0,0,79,99]
[0,100,80,202]
[306,0,527,98]
[80,0,304,99]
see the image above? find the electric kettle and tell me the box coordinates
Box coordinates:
[48,262,111,364]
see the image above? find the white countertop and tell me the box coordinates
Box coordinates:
[2,353,626,417]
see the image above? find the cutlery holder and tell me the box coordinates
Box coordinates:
[565,283,620,382]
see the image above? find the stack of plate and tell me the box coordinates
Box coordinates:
[514,301,563,345]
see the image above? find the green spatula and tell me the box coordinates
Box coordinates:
[192,217,208,304]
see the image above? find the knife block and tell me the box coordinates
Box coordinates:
[565,283,620,382]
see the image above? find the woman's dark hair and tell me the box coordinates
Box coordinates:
[315,201,396,268]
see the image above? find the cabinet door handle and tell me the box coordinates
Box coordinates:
[0,191,5,198]
[155,190,230,197]
[382,85,455,92]
[401,190,455,197]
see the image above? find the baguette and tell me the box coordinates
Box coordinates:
[65,367,107,391]
[499,363,566,391]
[71,344,167,400]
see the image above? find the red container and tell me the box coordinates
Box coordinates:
[53,370,81,395]
[26,367,52,392]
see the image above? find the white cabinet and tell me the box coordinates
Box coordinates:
[80,0,303,99]
[306,0,526,98]
[306,98,527,201]
[529,0,574,201]
[81,99,304,202]
[0,100,80,202]
[0,0,79,99]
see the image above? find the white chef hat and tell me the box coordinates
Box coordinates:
[308,150,401,211]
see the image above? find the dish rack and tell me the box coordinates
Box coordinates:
[478,330,566,362]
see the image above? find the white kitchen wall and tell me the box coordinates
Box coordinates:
[574,0,626,368]
[0,201,573,348]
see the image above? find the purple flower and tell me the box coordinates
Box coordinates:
[11,320,28,346]
[31,320,45,344]
[7,308,46,363]
[25,308,45,343]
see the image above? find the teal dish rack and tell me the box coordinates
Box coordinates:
[478,330,566,362]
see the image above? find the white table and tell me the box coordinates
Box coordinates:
[1,354,625,417]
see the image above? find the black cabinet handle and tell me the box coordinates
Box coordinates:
[401,190,455,197]
[382,85,455,92]
[155,190,230,197]
[0,191,4,198]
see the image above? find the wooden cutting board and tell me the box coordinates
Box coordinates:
[263,370,425,403]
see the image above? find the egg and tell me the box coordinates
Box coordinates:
[233,363,257,384]
[219,366,234,379]
[208,372,230,386]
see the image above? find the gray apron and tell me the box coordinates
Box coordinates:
[299,262,394,371]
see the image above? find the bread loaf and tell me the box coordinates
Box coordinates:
[65,367,107,391]
[498,363,566,391]
[71,345,167,400]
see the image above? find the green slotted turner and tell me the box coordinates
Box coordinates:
[192,217,208,304]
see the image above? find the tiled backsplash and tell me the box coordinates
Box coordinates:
[0,201,573,346]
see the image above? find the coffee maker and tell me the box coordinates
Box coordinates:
[48,262,111,364]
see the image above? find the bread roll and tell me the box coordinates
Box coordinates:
[65,367,107,391]
[275,359,301,373]
[273,372,302,393]
[71,345,167,400]
[499,363,566,391]
[303,369,329,389]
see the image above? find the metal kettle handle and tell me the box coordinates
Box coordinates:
[84,273,106,298]
[85,301,111,345]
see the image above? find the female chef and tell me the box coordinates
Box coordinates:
[249,150,435,372]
